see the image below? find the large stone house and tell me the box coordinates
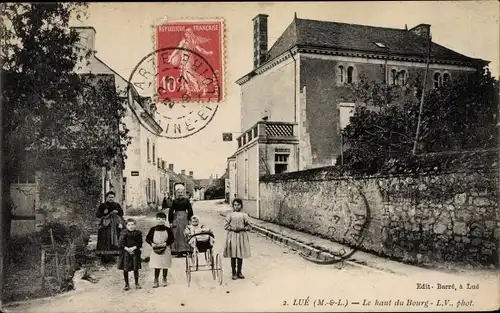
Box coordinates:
[72,26,168,213]
[229,14,488,217]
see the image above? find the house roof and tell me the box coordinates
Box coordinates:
[196,179,212,188]
[266,18,486,64]
[176,174,202,188]
[166,168,183,182]
[94,56,163,134]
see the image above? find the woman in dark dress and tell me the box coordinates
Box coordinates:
[96,191,125,264]
[168,186,193,256]
[162,194,173,211]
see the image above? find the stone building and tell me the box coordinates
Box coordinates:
[227,155,237,205]
[73,26,167,213]
[229,14,488,218]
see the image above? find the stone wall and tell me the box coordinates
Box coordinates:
[259,165,499,266]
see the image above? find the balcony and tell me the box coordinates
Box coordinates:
[236,121,298,149]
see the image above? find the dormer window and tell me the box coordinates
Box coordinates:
[374,42,386,48]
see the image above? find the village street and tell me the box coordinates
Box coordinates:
[4,200,498,313]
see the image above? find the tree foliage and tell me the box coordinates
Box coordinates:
[1,3,131,222]
[339,68,498,175]
[1,3,130,169]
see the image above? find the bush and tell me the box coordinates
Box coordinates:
[40,222,71,246]
[38,222,91,267]
[125,205,158,216]
[7,235,43,266]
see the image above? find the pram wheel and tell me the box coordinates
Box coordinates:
[209,250,216,280]
[185,254,192,287]
[215,254,223,285]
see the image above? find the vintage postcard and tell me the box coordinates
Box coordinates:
[0,2,499,313]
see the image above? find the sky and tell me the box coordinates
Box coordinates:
[75,1,499,179]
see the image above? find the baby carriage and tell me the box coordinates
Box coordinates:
[185,231,223,286]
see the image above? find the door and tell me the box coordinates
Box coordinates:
[10,183,39,236]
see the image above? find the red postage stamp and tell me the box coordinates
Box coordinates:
[155,19,224,102]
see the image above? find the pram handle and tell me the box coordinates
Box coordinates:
[187,231,215,240]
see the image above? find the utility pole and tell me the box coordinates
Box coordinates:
[0,182,3,311]
[0,93,4,310]
[413,34,433,155]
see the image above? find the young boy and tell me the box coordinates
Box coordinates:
[145,212,174,288]
[117,219,143,290]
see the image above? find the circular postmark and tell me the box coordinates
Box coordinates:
[299,185,372,265]
[127,47,221,139]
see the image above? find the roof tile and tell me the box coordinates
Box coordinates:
[266,18,482,64]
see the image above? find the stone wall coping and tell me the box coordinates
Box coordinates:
[261,150,498,183]
[260,168,497,183]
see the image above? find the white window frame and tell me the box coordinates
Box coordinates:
[398,70,407,86]
[339,102,356,131]
[337,65,345,85]
[337,63,358,85]
[433,71,443,89]
[274,153,289,174]
[442,72,451,85]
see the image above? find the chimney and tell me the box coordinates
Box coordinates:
[252,14,269,69]
[409,24,431,39]
[71,26,96,54]
[71,26,96,73]
[189,171,193,177]
[181,170,186,175]
[168,163,174,171]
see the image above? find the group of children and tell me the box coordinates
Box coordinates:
[117,198,251,290]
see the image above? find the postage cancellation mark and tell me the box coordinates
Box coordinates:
[125,19,224,139]
[127,46,221,139]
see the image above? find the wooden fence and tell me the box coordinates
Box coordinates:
[40,228,77,293]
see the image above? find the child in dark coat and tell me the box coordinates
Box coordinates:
[117,218,143,290]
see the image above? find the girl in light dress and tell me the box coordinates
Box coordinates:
[223,198,251,280]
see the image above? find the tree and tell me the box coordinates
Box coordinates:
[417,68,498,152]
[1,3,130,250]
[339,69,498,175]
[339,75,418,174]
